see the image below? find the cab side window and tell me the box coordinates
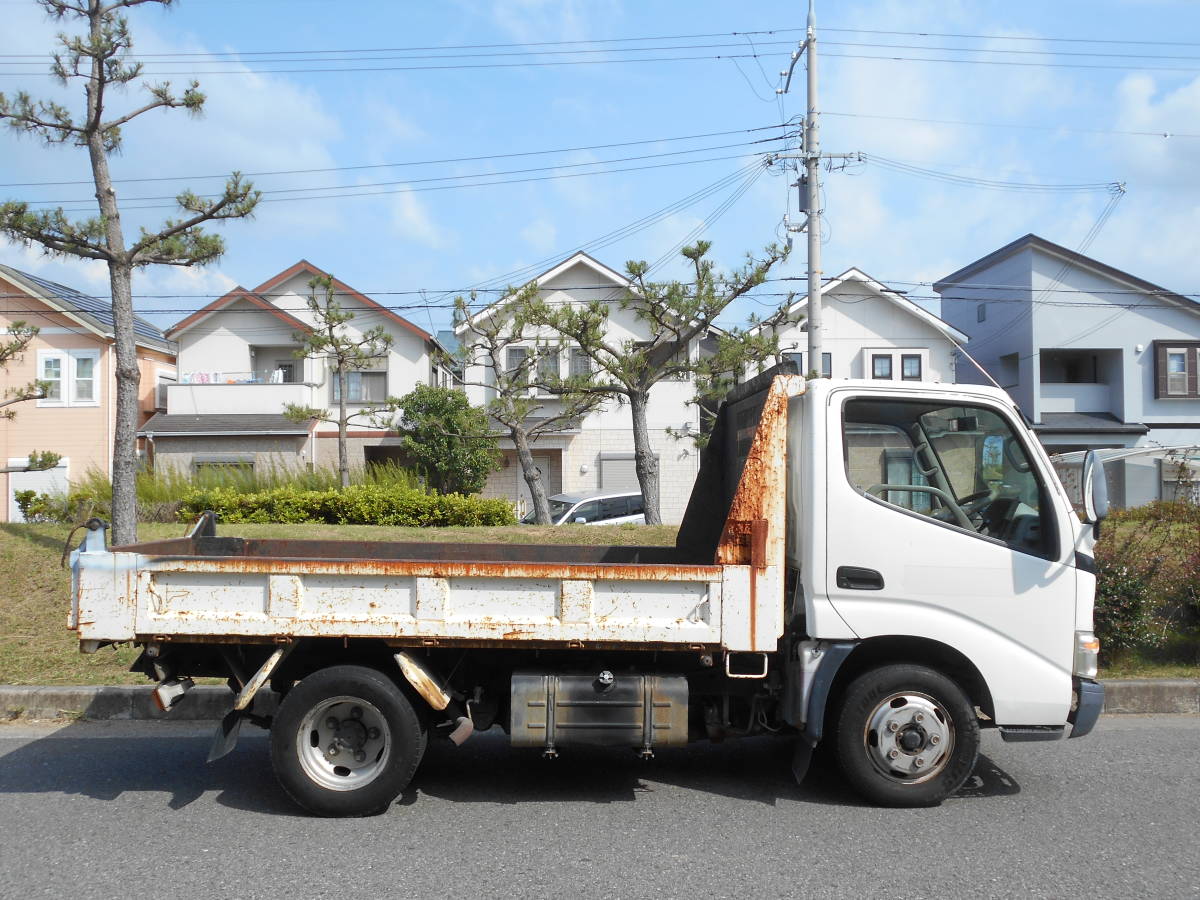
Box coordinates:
[843,398,1055,559]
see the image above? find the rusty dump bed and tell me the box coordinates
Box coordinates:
[72,370,804,653]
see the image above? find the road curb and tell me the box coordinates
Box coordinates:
[0,685,278,722]
[1101,679,1200,715]
[2,679,1198,721]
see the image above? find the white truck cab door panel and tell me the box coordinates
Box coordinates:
[824,390,1077,725]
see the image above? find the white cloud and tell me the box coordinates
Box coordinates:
[489,0,621,44]
[389,190,448,248]
[520,218,558,252]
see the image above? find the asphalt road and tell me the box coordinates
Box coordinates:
[0,716,1196,900]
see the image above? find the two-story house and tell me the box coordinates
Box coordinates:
[456,251,704,523]
[937,234,1200,506]
[748,267,967,381]
[0,263,176,521]
[142,261,438,474]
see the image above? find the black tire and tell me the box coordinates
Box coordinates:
[835,664,979,808]
[270,665,425,817]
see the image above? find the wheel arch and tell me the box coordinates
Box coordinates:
[823,636,996,738]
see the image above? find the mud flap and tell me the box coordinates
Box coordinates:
[207,711,243,763]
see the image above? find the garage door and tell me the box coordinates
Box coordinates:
[599,454,655,492]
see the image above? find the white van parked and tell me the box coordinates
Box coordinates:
[520,491,646,525]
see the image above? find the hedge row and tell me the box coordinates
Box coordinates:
[176,485,515,527]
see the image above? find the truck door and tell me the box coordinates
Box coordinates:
[824,391,1077,725]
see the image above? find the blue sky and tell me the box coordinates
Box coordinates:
[2,0,1200,336]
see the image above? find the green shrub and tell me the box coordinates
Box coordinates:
[176,484,515,528]
[1093,553,1166,652]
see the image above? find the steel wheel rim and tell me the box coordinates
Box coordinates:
[297,695,391,792]
[862,691,954,784]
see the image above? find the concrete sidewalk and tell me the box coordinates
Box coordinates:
[1,679,1197,722]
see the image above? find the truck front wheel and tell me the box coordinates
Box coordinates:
[835,664,979,807]
[270,665,426,817]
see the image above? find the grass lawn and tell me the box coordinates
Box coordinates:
[0,521,678,686]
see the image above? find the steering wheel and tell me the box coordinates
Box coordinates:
[866,483,975,531]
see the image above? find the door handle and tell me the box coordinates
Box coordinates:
[836,566,885,591]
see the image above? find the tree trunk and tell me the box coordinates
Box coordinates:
[108,261,140,543]
[83,23,138,544]
[512,426,551,524]
[628,390,661,525]
[336,365,349,489]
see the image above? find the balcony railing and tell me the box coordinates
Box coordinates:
[1040,382,1114,414]
[180,369,298,385]
[166,381,314,415]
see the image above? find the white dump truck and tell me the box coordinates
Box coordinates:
[68,367,1107,816]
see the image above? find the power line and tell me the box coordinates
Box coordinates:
[0,28,806,58]
[824,110,1200,140]
[47,150,779,213]
[820,26,1200,49]
[862,154,1120,193]
[820,49,1200,73]
[22,135,795,207]
[0,123,792,188]
[0,51,782,77]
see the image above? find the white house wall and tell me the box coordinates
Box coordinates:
[263,272,432,412]
[940,247,1037,413]
[760,279,958,382]
[460,257,702,522]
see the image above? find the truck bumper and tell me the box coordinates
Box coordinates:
[1068,678,1104,739]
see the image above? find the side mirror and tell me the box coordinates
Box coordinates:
[1081,450,1109,525]
[574,516,587,524]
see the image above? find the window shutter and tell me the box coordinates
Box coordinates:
[1155,343,1168,399]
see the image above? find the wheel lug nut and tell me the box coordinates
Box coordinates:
[914,713,924,723]
[887,722,899,732]
[354,750,366,763]
[327,743,339,757]
[915,757,925,767]
[350,707,363,719]
[930,735,940,745]
[887,749,899,760]
[325,717,339,730]
[367,727,381,740]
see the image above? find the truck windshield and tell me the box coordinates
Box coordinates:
[844,398,1053,559]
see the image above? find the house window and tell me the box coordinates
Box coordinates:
[41,355,63,402]
[1154,341,1200,399]
[902,354,922,381]
[1166,351,1187,395]
[331,363,387,404]
[37,350,100,407]
[783,351,804,373]
[505,346,530,386]
[872,354,893,380]
[977,303,987,323]
[569,348,592,379]
[536,348,559,384]
[822,352,832,379]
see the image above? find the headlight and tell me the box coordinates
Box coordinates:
[1074,631,1100,679]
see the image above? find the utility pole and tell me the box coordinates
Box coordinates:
[777,0,854,377]
[803,0,823,376]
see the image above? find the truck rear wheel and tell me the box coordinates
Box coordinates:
[270,665,425,817]
[835,664,979,807]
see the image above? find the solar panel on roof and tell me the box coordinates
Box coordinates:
[16,270,167,342]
